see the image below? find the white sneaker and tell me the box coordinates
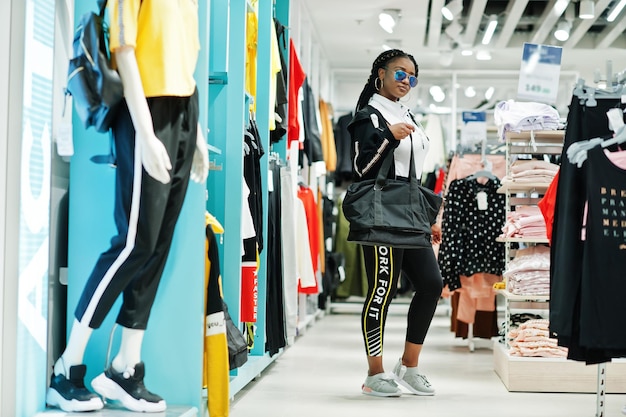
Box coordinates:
[361,372,402,397]
[392,359,435,396]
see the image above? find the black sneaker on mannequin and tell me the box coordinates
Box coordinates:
[46,364,104,412]
[91,361,166,412]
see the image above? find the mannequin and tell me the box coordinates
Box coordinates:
[46,1,207,413]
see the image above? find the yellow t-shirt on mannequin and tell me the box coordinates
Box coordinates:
[108,0,200,98]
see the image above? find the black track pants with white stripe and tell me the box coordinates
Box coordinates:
[361,245,443,356]
[75,90,198,330]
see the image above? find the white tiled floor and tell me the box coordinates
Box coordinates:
[229,300,626,417]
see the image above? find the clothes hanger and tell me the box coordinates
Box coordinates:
[567,109,626,167]
[466,135,496,180]
[466,157,495,180]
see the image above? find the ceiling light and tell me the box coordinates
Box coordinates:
[464,86,477,98]
[485,86,495,100]
[442,0,463,21]
[481,15,498,45]
[607,0,626,21]
[554,20,571,41]
[476,50,492,61]
[461,49,474,56]
[579,0,595,19]
[379,9,400,33]
[429,85,446,103]
[553,0,570,16]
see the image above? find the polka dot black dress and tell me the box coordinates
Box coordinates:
[438,177,506,291]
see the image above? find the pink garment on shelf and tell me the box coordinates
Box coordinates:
[511,169,558,178]
[501,206,547,238]
[507,318,567,358]
[445,154,507,191]
[510,159,559,174]
[455,273,501,324]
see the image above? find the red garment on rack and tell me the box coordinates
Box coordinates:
[434,167,446,195]
[297,186,320,294]
[537,170,559,245]
[288,40,306,144]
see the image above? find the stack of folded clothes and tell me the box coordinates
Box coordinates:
[508,318,567,358]
[500,205,547,239]
[494,99,563,141]
[503,245,550,296]
[500,159,559,187]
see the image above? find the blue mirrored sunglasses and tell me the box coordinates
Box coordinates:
[394,70,418,88]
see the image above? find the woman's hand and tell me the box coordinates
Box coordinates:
[431,223,442,245]
[388,122,415,140]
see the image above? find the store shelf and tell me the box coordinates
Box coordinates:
[496,236,549,244]
[495,289,549,302]
[229,353,281,397]
[496,182,551,193]
[505,130,564,155]
[509,145,564,154]
[493,341,626,393]
[505,130,565,142]
[36,405,198,416]
[208,71,228,84]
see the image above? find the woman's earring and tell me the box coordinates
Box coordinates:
[374,78,383,91]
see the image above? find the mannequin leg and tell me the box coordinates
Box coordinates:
[53,319,93,376]
[46,319,104,412]
[111,327,144,373]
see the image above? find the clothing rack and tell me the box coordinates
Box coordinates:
[573,60,626,107]
[596,363,607,417]
[564,101,626,417]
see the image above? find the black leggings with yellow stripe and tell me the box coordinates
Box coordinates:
[361,245,443,357]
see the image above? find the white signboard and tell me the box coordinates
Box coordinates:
[517,43,563,104]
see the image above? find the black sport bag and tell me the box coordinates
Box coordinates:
[342,142,443,249]
[66,0,123,133]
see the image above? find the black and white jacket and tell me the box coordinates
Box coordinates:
[347,105,401,181]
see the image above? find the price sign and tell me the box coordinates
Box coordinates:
[517,43,563,104]
[460,111,487,148]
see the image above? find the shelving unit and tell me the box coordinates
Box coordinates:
[494,342,626,393]
[496,129,560,347]
[493,129,626,393]
[206,0,297,400]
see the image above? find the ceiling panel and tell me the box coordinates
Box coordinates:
[301,0,626,113]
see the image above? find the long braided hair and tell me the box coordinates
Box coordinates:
[354,49,419,113]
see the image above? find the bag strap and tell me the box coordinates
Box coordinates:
[366,104,420,187]
[98,0,107,17]
[375,134,418,188]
